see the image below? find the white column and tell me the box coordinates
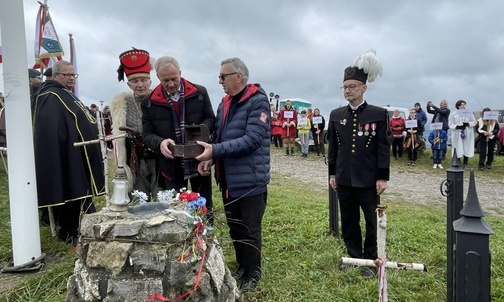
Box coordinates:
[0,0,43,269]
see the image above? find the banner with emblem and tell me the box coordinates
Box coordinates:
[33,2,63,69]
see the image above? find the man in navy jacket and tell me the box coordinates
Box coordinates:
[196,57,270,292]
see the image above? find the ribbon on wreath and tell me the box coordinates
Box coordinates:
[146,222,207,301]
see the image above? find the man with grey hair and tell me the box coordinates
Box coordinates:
[32,60,105,244]
[196,57,271,292]
[141,55,215,217]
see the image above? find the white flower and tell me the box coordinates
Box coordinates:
[131,190,149,203]
[157,190,175,203]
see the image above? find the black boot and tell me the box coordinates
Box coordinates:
[291,147,294,156]
[285,148,290,156]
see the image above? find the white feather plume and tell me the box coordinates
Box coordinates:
[350,49,383,83]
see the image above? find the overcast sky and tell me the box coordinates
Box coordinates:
[1,0,504,120]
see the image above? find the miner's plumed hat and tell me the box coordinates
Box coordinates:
[343,49,383,84]
[117,48,151,82]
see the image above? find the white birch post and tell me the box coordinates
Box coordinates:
[339,205,427,300]
[96,110,110,204]
[377,205,388,302]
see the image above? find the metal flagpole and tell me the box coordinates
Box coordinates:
[0,0,45,272]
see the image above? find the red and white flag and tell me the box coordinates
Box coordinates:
[33,3,63,69]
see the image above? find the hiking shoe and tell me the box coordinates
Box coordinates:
[240,277,259,292]
[438,164,443,169]
[486,164,492,169]
[411,162,416,166]
[361,267,377,279]
[433,164,437,169]
[232,267,245,281]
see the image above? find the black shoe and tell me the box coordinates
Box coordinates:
[486,164,492,169]
[232,267,244,281]
[463,164,468,169]
[240,277,259,292]
[361,267,376,279]
[479,166,485,171]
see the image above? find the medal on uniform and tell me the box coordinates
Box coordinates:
[358,124,363,136]
[364,123,370,136]
[371,123,376,136]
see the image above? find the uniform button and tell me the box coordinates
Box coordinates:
[353,129,356,132]
[352,144,355,148]
[351,150,355,153]
[353,123,357,127]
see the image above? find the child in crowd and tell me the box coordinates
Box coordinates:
[404,108,423,166]
[271,112,283,148]
[428,128,447,169]
[297,110,311,157]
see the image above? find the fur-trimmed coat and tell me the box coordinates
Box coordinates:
[110,91,144,188]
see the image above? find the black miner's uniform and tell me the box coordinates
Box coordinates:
[328,102,391,260]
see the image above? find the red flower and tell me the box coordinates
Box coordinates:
[201,206,208,214]
[179,192,190,201]
[179,191,199,202]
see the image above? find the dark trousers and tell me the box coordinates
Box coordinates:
[165,174,213,222]
[432,149,443,164]
[272,134,283,148]
[53,198,94,240]
[479,138,496,167]
[392,137,403,158]
[223,190,267,279]
[313,131,325,155]
[407,146,418,162]
[338,185,379,259]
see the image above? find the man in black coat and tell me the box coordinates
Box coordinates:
[142,56,215,216]
[328,51,391,278]
[32,60,105,243]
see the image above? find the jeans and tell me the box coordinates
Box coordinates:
[299,132,309,155]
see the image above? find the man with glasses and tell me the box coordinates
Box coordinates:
[328,50,391,279]
[141,56,215,217]
[196,57,270,292]
[111,48,162,201]
[32,60,105,244]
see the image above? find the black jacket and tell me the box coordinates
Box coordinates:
[141,78,215,181]
[32,80,105,206]
[328,102,391,187]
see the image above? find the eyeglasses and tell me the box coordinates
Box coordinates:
[340,83,364,92]
[218,72,238,81]
[56,73,79,79]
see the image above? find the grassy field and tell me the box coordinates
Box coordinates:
[0,151,503,301]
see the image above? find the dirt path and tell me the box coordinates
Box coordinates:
[270,148,504,216]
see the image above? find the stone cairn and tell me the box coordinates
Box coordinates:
[65,200,239,302]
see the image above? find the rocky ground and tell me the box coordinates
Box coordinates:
[270,147,504,216]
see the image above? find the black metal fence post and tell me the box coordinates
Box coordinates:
[453,170,493,301]
[443,149,464,302]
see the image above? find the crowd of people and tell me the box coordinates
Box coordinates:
[388,98,501,170]
[1,47,502,297]
[270,101,326,158]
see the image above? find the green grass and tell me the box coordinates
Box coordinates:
[1,152,504,301]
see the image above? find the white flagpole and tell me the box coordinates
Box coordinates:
[0,0,44,271]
